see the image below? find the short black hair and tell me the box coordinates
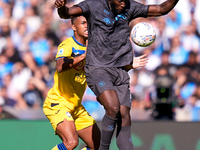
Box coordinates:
[71,16,81,25]
[71,15,85,25]
[71,17,76,25]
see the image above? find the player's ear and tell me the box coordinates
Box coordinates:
[71,24,76,32]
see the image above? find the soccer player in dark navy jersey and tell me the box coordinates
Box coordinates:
[54,0,179,149]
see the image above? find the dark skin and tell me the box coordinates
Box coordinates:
[54,0,179,123]
[54,1,179,150]
[55,5,180,150]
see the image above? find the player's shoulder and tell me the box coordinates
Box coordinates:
[84,0,103,5]
[58,37,74,48]
[130,0,142,5]
[130,0,147,7]
[129,0,148,13]
[85,0,100,2]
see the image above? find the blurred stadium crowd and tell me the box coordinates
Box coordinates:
[0,0,200,121]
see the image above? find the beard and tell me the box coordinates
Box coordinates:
[110,3,119,16]
[110,3,125,16]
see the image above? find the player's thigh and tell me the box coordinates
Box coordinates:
[77,123,100,150]
[85,66,119,106]
[56,118,79,142]
[114,82,131,108]
[98,89,120,111]
[43,99,79,142]
[75,106,99,149]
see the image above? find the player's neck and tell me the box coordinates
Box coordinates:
[74,35,86,45]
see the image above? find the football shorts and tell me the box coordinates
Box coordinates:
[43,97,96,132]
[85,65,131,108]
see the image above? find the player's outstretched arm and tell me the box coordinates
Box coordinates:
[54,0,83,19]
[147,0,179,17]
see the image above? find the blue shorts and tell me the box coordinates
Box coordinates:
[85,65,131,108]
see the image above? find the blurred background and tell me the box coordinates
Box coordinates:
[1,0,200,150]
[1,0,200,122]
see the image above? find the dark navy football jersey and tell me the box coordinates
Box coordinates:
[76,0,149,67]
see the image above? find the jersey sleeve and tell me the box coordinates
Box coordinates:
[55,40,72,60]
[130,1,149,20]
[75,0,90,14]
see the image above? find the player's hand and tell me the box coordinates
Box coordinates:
[54,0,67,8]
[132,54,148,69]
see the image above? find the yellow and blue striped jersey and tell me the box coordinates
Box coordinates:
[46,36,86,110]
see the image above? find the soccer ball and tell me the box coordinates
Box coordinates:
[131,22,156,47]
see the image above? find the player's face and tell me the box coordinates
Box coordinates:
[110,0,127,15]
[74,16,88,39]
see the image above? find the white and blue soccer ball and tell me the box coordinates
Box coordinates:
[131,22,156,47]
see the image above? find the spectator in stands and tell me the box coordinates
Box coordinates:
[0,95,5,119]
[1,37,23,64]
[181,24,200,53]
[21,78,42,108]
[153,17,171,56]
[155,51,178,79]
[169,34,189,65]
[165,9,182,39]
[0,53,13,86]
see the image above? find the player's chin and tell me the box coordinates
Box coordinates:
[84,33,88,38]
[117,8,125,14]
[116,9,123,14]
[84,35,88,40]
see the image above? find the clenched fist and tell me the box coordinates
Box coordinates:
[54,0,67,8]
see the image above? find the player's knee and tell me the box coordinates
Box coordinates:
[63,137,79,149]
[106,105,120,117]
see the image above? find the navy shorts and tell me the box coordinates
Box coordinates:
[85,65,131,108]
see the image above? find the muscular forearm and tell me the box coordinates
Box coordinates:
[148,0,179,17]
[56,54,86,73]
[160,0,179,15]
[57,5,83,19]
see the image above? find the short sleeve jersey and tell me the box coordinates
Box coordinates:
[47,36,87,110]
[76,0,149,67]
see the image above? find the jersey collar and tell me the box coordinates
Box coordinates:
[72,36,86,47]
